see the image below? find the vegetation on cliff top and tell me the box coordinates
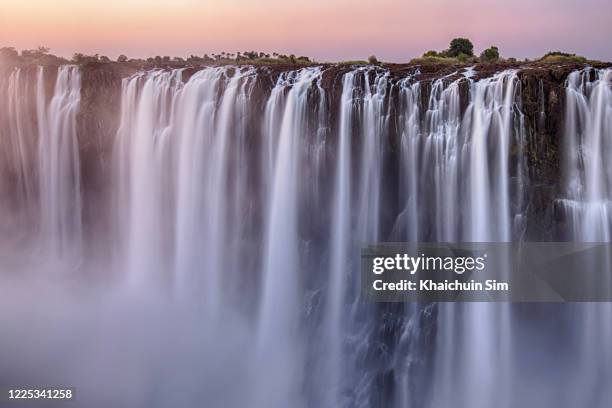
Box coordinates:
[0,39,607,69]
[413,39,505,65]
[538,51,588,64]
[409,39,602,67]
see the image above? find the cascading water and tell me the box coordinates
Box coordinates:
[0,65,82,263]
[325,70,354,407]
[37,65,83,262]
[0,67,38,233]
[114,69,181,286]
[1,61,612,408]
[562,69,612,240]
[391,69,524,408]
[559,68,612,408]
[255,67,323,407]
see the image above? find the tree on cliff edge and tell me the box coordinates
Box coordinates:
[446,38,474,57]
[480,46,500,62]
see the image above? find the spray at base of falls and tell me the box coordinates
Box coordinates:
[0,63,611,408]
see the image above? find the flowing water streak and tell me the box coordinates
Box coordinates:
[115,66,257,300]
[419,73,464,408]
[196,67,254,313]
[461,70,519,408]
[324,70,355,407]
[115,69,181,286]
[394,70,521,408]
[255,67,323,408]
[172,68,222,296]
[561,68,612,408]
[562,69,612,240]
[0,65,83,259]
[37,65,83,262]
[343,68,391,408]
[396,77,421,242]
[0,68,38,229]
[424,75,462,241]
[392,74,423,408]
[356,68,388,242]
[466,71,517,241]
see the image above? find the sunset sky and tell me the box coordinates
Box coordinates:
[1,0,610,62]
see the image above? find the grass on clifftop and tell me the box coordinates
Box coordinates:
[538,52,588,64]
[409,56,466,65]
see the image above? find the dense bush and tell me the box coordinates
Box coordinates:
[421,38,474,60]
[446,38,474,57]
[480,46,500,62]
[368,55,379,64]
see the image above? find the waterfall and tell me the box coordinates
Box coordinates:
[115,69,181,286]
[37,65,83,262]
[560,68,612,408]
[255,67,323,407]
[356,69,388,242]
[0,67,38,232]
[324,70,355,407]
[0,65,82,262]
[562,68,612,240]
[390,69,524,408]
[2,62,612,408]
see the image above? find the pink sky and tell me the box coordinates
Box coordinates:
[1,0,610,62]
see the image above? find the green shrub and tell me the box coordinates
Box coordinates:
[480,46,500,62]
[423,50,438,57]
[446,38,474,57]
[367,55,379,64]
